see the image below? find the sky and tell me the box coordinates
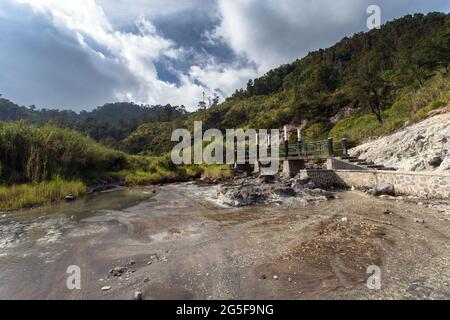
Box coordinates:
[0,0,449,111]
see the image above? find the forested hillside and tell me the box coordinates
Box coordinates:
[125,12,450,154]
[0,98,187,148]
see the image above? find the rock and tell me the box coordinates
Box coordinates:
[373,184,395,197]
[428,156,443,167]
[272,187,297,197]
[273,275,279,280]
[109,266,129,277]
[341,217,348,223]
[143,277,150,283]
[101,286,111,291]
[128,260,136,266]
[258,175,276,184]
[133,291,143,300]
[64,195,76,202]
[425,106,449,119]
[414,218,425,223]
[299,176,311,184]
[348,112,450,172]
[306,181,317,189]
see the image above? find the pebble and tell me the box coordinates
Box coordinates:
[101,286,111,291]
[273,275,279,280]
[341,217,348,223]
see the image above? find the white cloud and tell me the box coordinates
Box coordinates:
[189,63,258,98]
[1,0,448,111]
[4,0,228,110]
[214,0,450,73]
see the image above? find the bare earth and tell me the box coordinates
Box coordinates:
[0,184,449,300]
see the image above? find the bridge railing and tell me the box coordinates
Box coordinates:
[235,138,349,163]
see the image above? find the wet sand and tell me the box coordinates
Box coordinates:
[0,184,449,300]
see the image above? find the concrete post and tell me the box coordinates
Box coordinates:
[341,138,348,156]
[284,126,289,160]
[256,133,260,161]
[327,138,334,157]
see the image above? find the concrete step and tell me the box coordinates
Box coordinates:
[340,156,356,160]
[367,164,385,169]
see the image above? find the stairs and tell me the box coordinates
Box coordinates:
[336,156,397,171]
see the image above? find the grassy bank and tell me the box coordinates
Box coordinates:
[0,177,86,212]
[112,156,232,186]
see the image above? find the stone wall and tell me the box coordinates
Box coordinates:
[326,158,368,170]
[301,169,450,199]
[299,170,346,189]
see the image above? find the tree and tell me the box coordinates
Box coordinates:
[427,24,450,75]
[197,100,207,111]
[397,49,433,88]
[351,56,394,123]
[211,93,220,107]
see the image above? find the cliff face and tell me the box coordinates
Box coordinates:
[349,110,450,172]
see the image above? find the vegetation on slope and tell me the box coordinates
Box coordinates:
[0,99,187,149]
[125,12,450,155]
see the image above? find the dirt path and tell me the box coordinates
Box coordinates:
[0,184,449,299]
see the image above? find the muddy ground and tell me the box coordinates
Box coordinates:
[0,184,449,300]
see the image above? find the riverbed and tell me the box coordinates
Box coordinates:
[0,183,449,299]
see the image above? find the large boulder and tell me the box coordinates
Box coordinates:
[272,187,297,197]
[373,184,396,196]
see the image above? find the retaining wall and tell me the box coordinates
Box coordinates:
[300,169,450,199]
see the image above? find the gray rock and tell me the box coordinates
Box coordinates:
[64,195,76,202]
[373,184,395,196]
[272,187,297,197]
[109,266,129,277]
[258,175,276,184]
[428,156,443,167]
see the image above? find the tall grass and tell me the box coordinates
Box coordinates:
[0,121,127,183]
[0,177,86,211]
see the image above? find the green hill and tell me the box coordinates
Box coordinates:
[0,99,187,148]
[124,12,450,155]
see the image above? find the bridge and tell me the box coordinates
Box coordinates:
[234,129,350,176]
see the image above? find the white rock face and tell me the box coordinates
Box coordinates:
[349,112,450,172]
